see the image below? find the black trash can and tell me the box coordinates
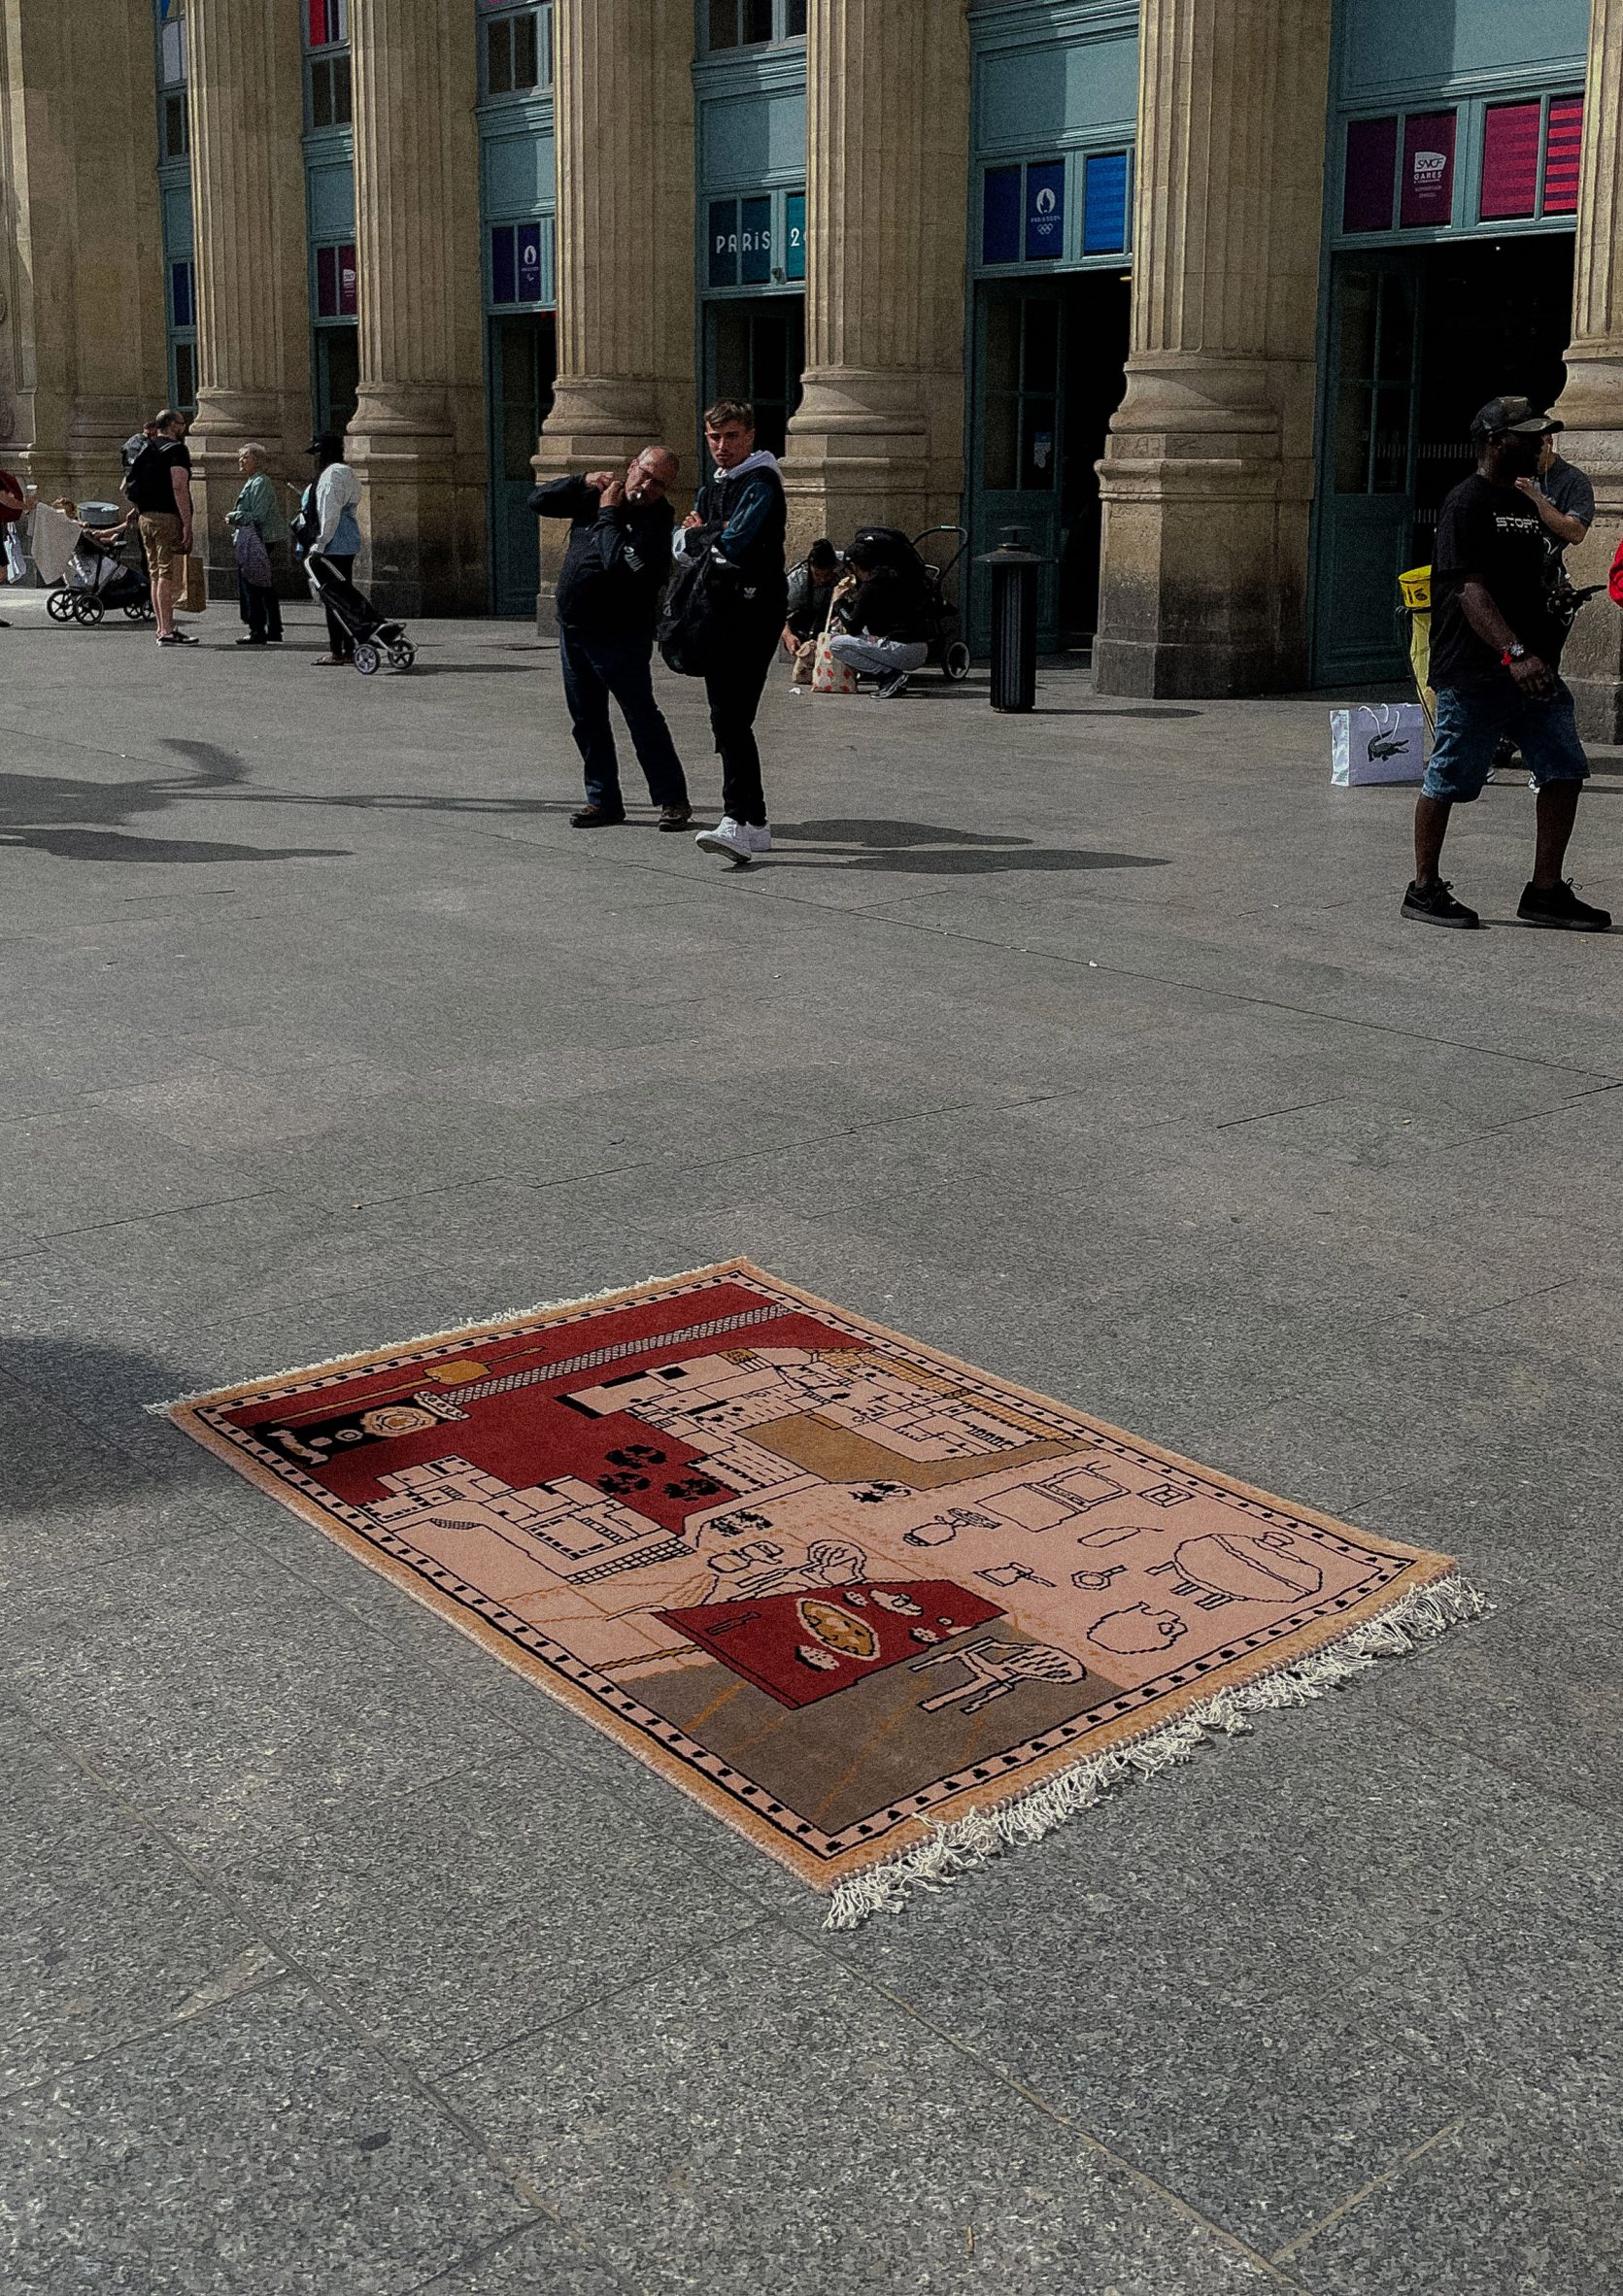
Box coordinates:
[978,531,1045,712]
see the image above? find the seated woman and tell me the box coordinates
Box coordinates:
[827,533,930,698]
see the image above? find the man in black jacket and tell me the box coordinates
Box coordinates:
[681,400,788,865]
[535,447,691,829]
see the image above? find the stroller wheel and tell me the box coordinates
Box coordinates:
[73,594,104,625]
[943,640,971,682]
[389,640,416,671]
[123,602,149,623]
[46,588,73,622]
[353,640,381,676]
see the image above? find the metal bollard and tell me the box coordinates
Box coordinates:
[979,530,1044,712]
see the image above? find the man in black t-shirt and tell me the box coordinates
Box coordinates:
[122,409,196,647]
[1403,396,1608,931]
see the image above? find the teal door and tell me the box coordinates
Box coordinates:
[489,312,557,616]
[972,285,1065,646]
[315,323,358,436]
[1313,259,1420,685]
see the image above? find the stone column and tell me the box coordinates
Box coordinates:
[780,0,970,557]
[0,1,167,508]
[347,0,485,615]
[185,0,311,594]
[534,0,696,595]
[1552,1,1623,740]
[1095,0,1333,696]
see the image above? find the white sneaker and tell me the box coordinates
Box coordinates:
[694,816,755,864]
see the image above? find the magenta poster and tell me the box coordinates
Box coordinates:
[1401,113,1456,228]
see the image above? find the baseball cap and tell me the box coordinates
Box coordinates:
[1470,395,1563,441]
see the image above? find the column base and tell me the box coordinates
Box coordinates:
[348,387,487,616]
[779,369,939,557]
[1546,400,1623,742]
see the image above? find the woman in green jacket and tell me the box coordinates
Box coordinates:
[226,443,289,647]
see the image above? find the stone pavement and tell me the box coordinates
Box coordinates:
[2,592,1620,2295]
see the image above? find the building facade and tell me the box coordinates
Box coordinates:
[3,0,1622,726]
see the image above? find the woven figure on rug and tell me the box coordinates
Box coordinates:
[167,1263,1474,1916]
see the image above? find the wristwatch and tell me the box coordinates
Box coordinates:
[1502,643,1526,665]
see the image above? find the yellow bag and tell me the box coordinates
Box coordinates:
[177,554,208,614]
[1400,564,1434,734]
[811,629,857,694]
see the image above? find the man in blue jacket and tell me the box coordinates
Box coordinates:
[535,446,691,829]
[680,400,788,865]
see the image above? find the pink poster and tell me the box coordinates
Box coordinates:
[1401,112,1456,228]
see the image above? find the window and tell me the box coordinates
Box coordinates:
[315,241,358,320]
[158,12,186,87]
[172,339,196,413]
[706,0,804,51]
[170,260,194,330]
[309,53,353,128]
[307,0,349,47]
[483,4,550,96]
[163,90,188,158]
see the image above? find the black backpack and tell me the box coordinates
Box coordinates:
[289,483,321,558]
[657,533,734,677]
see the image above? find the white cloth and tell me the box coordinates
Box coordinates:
[313,459,362,554]
[30,501,82,588]
[828,633,929,679]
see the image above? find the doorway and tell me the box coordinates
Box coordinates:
[315,324,358,437]
[1313,234,1576,684]
[488,311,558,617]
[970,273,1132,650]
[704,295,804,458]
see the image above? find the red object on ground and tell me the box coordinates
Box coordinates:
[1609,537,1623,610]
[658,1580,1004,1709]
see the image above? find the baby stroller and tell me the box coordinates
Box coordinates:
[46,526,152,627]
[848,524,971,681]
[304,550,416,675]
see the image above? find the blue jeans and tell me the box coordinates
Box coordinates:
[558,623,689,811]
[1422,678,1589,803]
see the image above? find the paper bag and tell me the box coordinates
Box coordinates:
[177,554,209,614]
[1331,702,1426,786]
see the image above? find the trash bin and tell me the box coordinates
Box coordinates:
[979,530,1045,712]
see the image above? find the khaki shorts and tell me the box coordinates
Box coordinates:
[139,512,185,580]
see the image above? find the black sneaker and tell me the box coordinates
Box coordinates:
[876,669,910,699]
[569,802,626,828]
[1517,879,1611,931]
[1402,878,1480,929]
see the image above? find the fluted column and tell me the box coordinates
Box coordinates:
[347,0,485,614]
[1096,0,1333,696]
[1552,2,1623,739]
[534,1,695,595]
[185,0,310,593]
[780,0,969,554]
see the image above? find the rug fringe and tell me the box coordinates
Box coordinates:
[824,1572,1490,1931]
[143,1262,740,1414]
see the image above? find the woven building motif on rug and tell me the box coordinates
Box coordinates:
[164,1263,1475,1918]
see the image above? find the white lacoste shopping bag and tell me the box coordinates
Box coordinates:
[1330,701,1428,787]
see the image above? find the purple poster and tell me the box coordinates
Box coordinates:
[1400,113,1456,229]
[1343,118,1398,233]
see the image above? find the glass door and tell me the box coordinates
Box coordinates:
[972,285,1065,647]
[704,296,805,459]
[1313,257,1420,685]
[489,311,557,616]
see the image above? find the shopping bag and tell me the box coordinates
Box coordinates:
[4,523,25,583]
[233,524,273,590]
[1330,701,1426,786]
[178,554,208,614]
[811,629,858,695]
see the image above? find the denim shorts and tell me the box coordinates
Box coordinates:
[1422,677,1589,803]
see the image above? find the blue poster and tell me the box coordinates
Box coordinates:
[740,195,772,284]
[518,228,542,302]
[1025,159,1065,260]
[1083,152,1130,254]
[708,199,738,288]
[785,190,806,282]
[983,166,1021,264]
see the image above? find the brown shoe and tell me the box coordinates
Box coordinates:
[657,804,693,832]
[570,802,626,828]
[313,654,348,667]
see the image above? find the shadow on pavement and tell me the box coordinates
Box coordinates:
[0,740,351,864]
[772,818,1168,876]
[1,1337,212,1503]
